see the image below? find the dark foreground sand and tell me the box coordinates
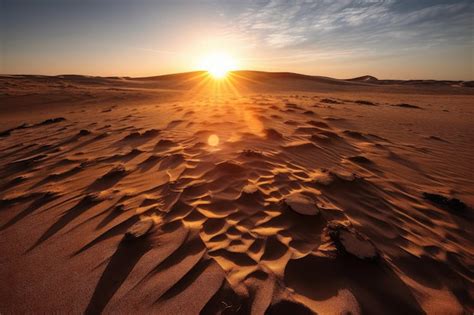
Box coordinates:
[0,72,473,314]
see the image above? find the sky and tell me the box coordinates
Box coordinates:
[1,0,473,80]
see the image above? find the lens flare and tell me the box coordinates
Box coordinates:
[208,134,219,146]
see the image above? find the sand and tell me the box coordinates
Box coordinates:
[0,71,473,314]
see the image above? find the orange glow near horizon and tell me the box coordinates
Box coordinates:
[180,67,264,99]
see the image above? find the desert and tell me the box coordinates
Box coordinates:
[1,71,473,314]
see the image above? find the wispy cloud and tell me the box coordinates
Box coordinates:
[224,0,473,56]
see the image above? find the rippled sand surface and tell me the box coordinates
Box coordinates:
[1,72,473,314]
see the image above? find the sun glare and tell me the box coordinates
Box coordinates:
[200,53,237,79]
[208,134,220,146]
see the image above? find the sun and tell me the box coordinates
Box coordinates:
[200,53,237,79]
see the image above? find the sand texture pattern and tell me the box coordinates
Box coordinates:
[1,72,473,314]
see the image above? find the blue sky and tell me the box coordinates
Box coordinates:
[2,0,473,79]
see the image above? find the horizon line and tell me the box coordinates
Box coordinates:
[1,70,472,82]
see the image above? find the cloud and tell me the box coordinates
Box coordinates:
[223,0,473,56]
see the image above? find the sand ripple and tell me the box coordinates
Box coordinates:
[1,92,472,314]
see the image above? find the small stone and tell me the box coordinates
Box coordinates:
[285,192,320,215]
[125,219,153,240]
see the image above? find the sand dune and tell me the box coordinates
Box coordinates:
[0,72,473,314]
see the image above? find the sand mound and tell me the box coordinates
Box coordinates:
[285,193,320,216]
